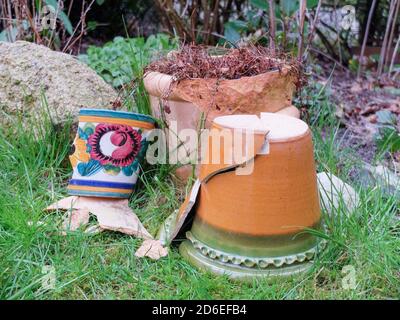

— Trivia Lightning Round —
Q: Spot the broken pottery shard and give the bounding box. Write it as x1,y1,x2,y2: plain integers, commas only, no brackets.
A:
46,196,80,211
62,208,90,232
89,206,152,239
46,196,152,240
317,172,360,216
157,121,270,246
157,179,201,246
199,123,268,182
156,210,179,246
135,239,168,260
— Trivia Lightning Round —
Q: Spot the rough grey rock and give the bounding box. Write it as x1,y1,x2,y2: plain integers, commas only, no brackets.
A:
317,172,360,216
358,163,400,198
0,41,117,124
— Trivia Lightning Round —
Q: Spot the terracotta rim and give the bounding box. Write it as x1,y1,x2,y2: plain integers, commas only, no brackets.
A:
143,64,293,99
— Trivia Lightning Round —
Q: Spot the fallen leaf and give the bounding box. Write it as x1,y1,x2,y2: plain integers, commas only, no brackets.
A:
388,104,400,114
135,239,168,260
376,109,397,125
369,114,378,123
350,82,362,93
360,105,379,116
335,103,345,119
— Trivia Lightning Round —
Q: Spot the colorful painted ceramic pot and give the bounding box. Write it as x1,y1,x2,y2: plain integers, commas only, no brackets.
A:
180,113,324,279
67,109,155,198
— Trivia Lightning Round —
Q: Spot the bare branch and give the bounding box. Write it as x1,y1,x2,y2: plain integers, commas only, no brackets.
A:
357,0,377,79
297,0,307,60
268,0,276,52
389,35,400,78
377,0,397,77
385,0,400,71
303,0,322,60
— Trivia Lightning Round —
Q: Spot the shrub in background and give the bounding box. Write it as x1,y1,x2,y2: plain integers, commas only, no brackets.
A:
79,34,177,88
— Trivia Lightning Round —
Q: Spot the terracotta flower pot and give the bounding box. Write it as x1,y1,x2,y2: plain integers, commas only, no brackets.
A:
179,113,324,279
67,109,155,198
143,68,300,180
144,68,299,126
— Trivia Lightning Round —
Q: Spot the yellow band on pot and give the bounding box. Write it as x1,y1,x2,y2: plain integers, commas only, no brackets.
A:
78,116,155,129
67,184,132,194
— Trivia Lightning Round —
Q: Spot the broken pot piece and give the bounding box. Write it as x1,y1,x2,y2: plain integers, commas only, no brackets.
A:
47,196,153,239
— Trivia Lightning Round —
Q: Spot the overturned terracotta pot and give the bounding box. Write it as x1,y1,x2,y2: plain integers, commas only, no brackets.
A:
179,113,324,279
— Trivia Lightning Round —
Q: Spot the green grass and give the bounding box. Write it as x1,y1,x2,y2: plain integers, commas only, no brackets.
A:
0,91,399,300
0,43,399,299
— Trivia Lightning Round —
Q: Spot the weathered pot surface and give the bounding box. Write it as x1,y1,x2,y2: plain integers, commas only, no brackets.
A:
179,113,324,279
144,67,298,124
67,108,155,198
144,68,300,181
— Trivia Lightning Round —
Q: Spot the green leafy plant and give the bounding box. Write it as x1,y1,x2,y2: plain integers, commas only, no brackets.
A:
80,34,177,88
80,34,177,115
44,0,73,35
374,110,400,154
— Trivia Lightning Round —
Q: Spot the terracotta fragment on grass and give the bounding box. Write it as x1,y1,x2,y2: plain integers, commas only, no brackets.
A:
46,196,152,239
135,240,168,260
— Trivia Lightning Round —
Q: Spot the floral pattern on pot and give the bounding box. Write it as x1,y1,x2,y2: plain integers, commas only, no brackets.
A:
69,136,91,168
88,124,142,167
70,123,146,177
67,109,155,199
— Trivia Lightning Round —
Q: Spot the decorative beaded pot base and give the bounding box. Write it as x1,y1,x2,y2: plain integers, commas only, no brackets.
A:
179,232,326,280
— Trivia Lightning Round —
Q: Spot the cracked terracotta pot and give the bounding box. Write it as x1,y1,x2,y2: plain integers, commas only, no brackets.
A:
67,109,155,198
179,113,324,279
143,68,299,125
143,68,300,181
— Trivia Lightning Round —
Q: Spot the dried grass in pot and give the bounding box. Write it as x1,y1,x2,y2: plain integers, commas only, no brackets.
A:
144,45,303,119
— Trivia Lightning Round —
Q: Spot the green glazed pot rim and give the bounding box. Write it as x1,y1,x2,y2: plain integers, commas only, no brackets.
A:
79,108,156,124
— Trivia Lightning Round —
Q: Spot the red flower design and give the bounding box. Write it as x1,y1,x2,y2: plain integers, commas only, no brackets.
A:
88,124,142,167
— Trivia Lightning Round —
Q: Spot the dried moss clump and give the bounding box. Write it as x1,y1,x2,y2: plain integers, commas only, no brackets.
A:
145,45,303,83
